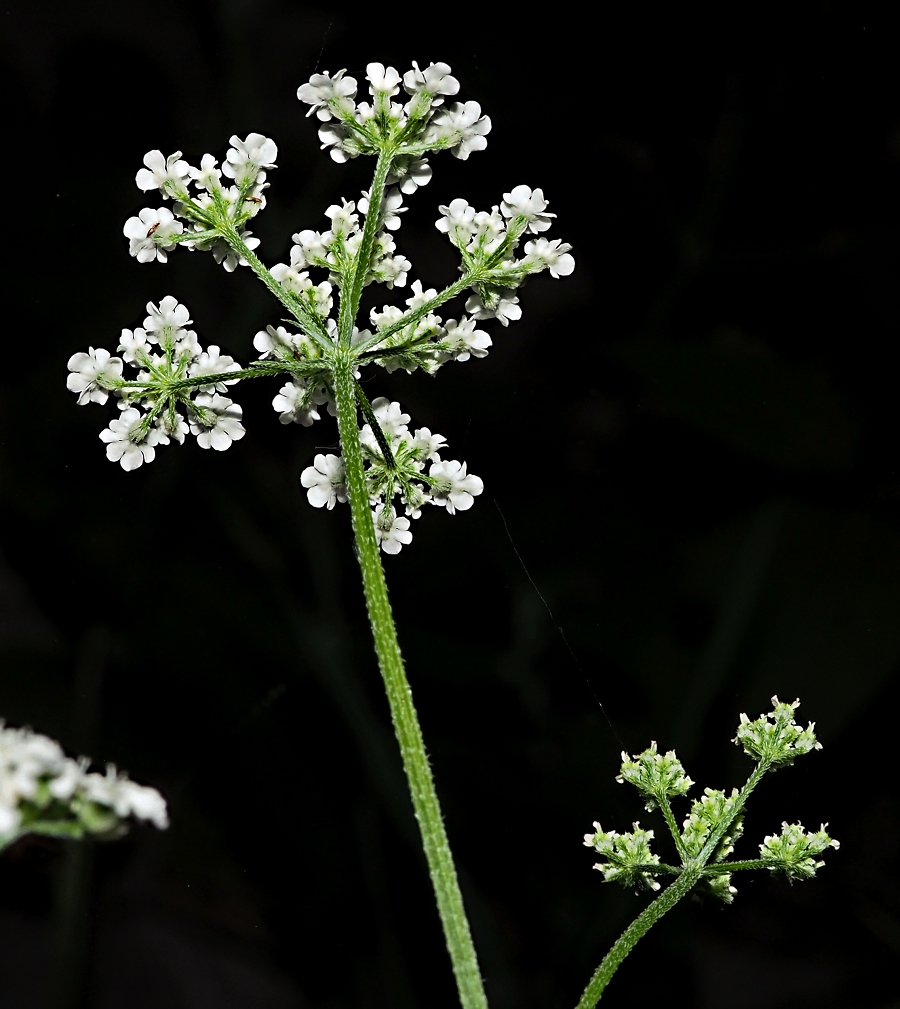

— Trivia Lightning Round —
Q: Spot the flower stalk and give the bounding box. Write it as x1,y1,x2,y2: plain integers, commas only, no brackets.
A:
331,354,488,1009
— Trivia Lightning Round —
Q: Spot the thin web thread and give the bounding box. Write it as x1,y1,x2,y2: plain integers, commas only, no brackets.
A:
312,21,334,74
494,499,621,745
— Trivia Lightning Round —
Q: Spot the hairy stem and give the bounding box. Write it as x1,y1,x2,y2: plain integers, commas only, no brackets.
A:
575,869,701,1008
331,354,488,1009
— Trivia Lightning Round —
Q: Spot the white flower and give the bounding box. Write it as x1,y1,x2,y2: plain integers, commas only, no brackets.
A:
123,207,183,263
143,295,191,344
272,380,323,427
371,304,405,329
523,237,575,278
406,279,438,311
190,394,245,451
359,187,405,231
292,229,330,264
500,185,556,234
210,230,260,272
444,318,492,361
66,347,123,405
135,150,191,196
373,504,413,555
324,198,359,239
297,70,358,120
99,408,160,471
371,398,411,439
468,207,506,256
189,346,241,393
222,133,278,184
411,427,446,461
117,328,152,364
465,290,522,326
425,101,491,159
429,459,484,514
253,324,301,360
366,62,402,96
387,156,432,194
189,153,222,193
48,758,86,801
301,453,348,509
82,765,169,829
402,62,460,104
318,122,358,162
436,199,477,246
370,254,411,289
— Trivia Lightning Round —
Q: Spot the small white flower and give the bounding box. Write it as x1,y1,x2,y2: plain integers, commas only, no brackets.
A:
143,295,191,344
189,346,241,393
387,156,432,194
272,380,323,427
292,229,330,264
436,199,477,246
411,427,446,461
501,185,556,234
444,318,492,361
429,459,484,514
359,187,405,231
99,408,160,471
402,61,460,104
523,237,575,278
371,398,411,439
297,70,358,120
425,101,491,159
406,279,438,311
253,324,301,360
324,198,359,239
190,394,245,451
465,290,522,326
222,133,278,184
67,347,123,405
373,504,413,555
189,153,222,193
135,150,191,196
123,207,183,263
318,122,358,162
301,453,348,509
366,62,402,97
117,328,152,364
209,230,260,272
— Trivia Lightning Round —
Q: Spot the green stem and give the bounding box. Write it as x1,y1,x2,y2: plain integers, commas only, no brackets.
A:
575,868,701,1008
339,148,394,345
225,229,334,351
331,354,488,1009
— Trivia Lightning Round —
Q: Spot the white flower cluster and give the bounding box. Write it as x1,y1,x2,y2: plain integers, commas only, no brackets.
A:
301,397,483,554
582,821,662,892
733,696,822,768
287,192,412,290
67,296,245,471
124,133,277,269
296,61,488,169
0,721,168,842
435,186,575,326
366,280,492,375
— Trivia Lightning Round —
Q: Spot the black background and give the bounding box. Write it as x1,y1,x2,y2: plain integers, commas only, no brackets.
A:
2,3,899,1007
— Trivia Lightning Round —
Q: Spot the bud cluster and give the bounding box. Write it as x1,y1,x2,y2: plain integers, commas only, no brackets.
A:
582,698,836,905
582,821,663,892
733,695,822,767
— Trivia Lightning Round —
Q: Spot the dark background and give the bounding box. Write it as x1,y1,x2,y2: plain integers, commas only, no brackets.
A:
1,2,898,1007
